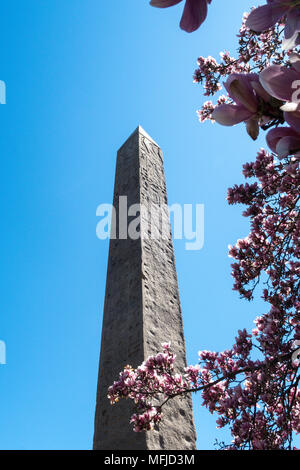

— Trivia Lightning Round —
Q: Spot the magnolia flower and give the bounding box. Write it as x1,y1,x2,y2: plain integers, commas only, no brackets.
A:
212,73,272,140
150,0,212,33
246,0,300,50
259,53,300,132
266,126,300,158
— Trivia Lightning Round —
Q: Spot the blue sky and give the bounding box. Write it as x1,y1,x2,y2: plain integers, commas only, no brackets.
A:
0,0,281,450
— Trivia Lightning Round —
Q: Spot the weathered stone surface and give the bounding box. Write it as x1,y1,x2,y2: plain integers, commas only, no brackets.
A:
93,126,197,450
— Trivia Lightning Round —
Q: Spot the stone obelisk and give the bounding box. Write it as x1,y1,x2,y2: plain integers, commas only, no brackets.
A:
93,126,196,450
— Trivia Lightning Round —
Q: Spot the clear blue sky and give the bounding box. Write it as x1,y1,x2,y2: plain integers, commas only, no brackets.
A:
0,0,278,450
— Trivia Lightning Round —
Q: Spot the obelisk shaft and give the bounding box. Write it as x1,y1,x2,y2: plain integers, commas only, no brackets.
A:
93,127,196,450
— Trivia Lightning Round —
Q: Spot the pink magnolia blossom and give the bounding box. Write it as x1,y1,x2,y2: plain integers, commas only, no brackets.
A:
194,13,286,121
246,0,300,49
266,126,300,158
211,73,273,140
259,53,300,132
150,0,212,32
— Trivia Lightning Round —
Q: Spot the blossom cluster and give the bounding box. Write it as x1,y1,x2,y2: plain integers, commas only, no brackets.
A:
195,12,286,124
108,337,300,449
228,149,299,307
108,343,191,432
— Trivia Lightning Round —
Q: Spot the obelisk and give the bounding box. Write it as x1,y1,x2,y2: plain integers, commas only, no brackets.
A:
93,126,196,450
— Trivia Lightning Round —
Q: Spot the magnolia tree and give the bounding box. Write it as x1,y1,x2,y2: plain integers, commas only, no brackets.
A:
108,1,300,450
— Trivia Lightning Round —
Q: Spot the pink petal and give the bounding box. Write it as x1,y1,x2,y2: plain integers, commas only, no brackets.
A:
259,65,299,101
212,104,253,126
289,52,300,73
285,9,300,40
225,74,259,113
150,0,182,7
284,110,300,133
282,31,300,50
180,0,208,33
251,80,272,102
246,4,288,32
246,117,259,140
276,135,300,158
266,127,300,153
